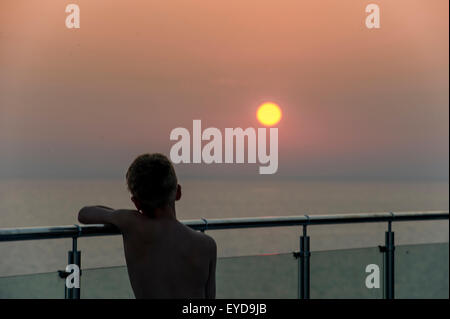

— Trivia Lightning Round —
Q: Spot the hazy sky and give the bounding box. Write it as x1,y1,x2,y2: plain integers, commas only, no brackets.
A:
0,0,448,179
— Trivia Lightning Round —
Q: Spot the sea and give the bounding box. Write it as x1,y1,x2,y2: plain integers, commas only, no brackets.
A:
0,178,448,277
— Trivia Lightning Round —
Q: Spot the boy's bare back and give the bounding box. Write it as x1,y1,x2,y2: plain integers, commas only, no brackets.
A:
120,212,216,299
79,207,217,299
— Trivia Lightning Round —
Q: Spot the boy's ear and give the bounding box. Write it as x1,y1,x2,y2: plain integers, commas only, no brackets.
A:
175,184,182,201
131,196,143,212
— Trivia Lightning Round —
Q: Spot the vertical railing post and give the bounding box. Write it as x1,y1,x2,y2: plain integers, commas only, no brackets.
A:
298,221,311,299
298,233,302,299
73,236,81,299
200,218,208,233
65,236,81,299
384,219,395,299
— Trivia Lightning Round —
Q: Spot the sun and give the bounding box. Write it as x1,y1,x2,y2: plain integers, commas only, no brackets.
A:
257,102,282,126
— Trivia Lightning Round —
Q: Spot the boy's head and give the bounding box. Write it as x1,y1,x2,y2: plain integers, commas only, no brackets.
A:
126,153,181,214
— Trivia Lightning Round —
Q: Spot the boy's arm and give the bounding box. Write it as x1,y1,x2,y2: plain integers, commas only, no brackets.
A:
78,206,140,232
205,237,217,299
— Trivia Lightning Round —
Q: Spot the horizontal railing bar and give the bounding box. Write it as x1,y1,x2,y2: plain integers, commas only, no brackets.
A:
0,211,448,242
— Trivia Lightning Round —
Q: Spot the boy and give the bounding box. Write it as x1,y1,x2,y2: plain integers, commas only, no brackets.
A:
78,153,217,299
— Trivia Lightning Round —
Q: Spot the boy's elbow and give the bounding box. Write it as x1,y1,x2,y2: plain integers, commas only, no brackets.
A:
78,206,90,224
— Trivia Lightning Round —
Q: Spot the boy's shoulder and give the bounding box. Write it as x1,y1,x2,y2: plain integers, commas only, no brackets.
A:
195,232,217,260
201,232,217,251
181,222,217,251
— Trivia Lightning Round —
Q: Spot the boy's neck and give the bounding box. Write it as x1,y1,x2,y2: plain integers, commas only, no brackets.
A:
143,205,177,220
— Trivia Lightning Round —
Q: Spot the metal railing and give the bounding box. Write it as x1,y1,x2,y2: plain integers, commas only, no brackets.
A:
0,210,448,299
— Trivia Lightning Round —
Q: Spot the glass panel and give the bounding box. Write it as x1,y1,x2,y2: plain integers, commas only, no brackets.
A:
310,247,384,299
0,253,299,299
81,266,134,299
216,253,297,298
0,239,72,277
82,253,299,299
395,243,449,299
0,271,65,298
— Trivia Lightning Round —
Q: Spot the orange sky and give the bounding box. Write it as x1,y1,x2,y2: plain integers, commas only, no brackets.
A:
0,0,448,179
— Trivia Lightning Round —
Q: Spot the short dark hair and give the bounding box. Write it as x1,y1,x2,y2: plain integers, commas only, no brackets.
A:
126,153,178,211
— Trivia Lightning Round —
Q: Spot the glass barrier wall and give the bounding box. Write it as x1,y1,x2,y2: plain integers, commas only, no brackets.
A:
395,243,449,299
0,243,447,299
310,247,384,299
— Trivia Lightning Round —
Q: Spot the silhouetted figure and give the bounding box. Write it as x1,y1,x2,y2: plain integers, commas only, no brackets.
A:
78,153,217,299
